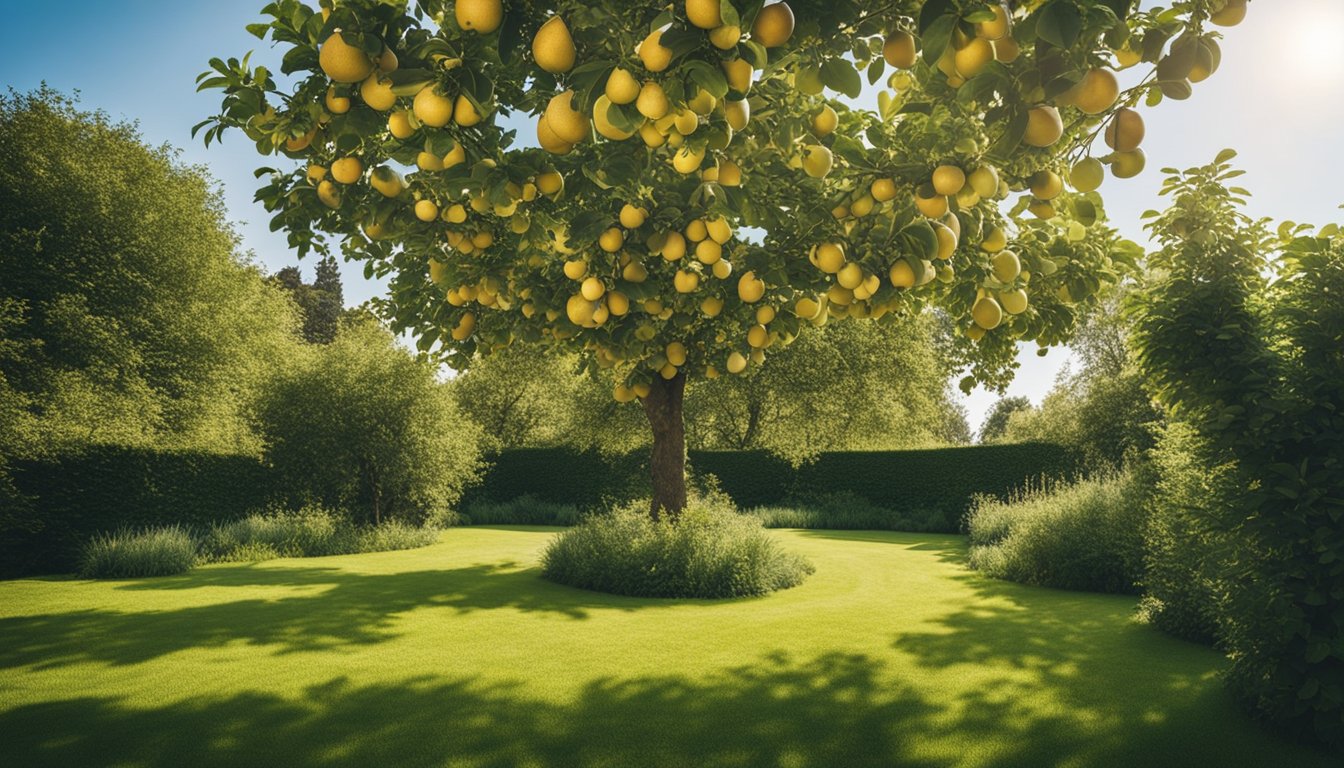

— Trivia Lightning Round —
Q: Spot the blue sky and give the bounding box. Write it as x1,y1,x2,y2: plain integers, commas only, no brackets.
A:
4,0,1342,431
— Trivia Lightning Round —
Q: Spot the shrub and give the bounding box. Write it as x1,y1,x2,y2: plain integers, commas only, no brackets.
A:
966,474,1147,594
541,501,814,598
745,492,946,532
79,525,198,579
202,506,441,563
462,495,583,526
1136,422,1233,644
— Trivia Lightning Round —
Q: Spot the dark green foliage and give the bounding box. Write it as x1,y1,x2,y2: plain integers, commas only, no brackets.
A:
541,503,813,598
79,525,198,579
270,256,345,344
462,495,583,526
467,444,1075,531
1137,422,1234,645
979,397,1032,443
0,88,298,457
255,321,483,527
201,506,438,562
966,474,1147,594
746,492,948,531
3,447,274,576
1130,154,1344,748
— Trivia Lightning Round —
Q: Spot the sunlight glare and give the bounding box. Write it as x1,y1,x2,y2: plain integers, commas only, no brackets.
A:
1279,4,1344,86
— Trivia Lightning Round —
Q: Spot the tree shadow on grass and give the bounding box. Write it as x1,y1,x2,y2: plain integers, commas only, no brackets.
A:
0,561,656,671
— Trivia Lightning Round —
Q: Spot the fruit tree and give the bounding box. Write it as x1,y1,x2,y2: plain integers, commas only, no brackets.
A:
199,0,1248,516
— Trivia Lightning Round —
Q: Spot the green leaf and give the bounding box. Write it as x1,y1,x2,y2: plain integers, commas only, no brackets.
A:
921,14,957,64
1036,1,1083,49
820,59,862,99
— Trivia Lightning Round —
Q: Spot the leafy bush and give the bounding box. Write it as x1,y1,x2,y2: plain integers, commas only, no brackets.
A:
966,474,1147,594
202,506,439,563
541,501,814,598
745,492,946,532
1136,423,1233,644
79,525,198,578
462,495,583,526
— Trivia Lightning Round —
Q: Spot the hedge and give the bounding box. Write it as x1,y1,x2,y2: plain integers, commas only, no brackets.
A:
3,447,273,577
467,443,1077,531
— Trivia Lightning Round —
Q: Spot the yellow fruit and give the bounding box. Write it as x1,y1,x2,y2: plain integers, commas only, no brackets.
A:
977,5,1011,40
745,324,767,348
884,31,917,68
727,351,748,374
864,177,895,203
914,189,949,219
968,166,1000,198
753,2,795,47
619,204,647,229
725,99,750,131
594,227,622,253
443,142,467,168
377,47,398,73
454,95,483,126
981,226,1007,253
606,68,640,105
636,81,670,120
325,86,351,114
444,204,468,223
795,296,822,319
317,180,341,208
331,157,363,184
993,36,1020,63
284,130,315,153
451,312,476,341
999,288,1028,315
738,271,765,303
540,92,586,146
685,219,708,242
836,262,863,290
623,260,649,282
702,296,725,317
802,144,833,178
370,166,404,197
1070,157,1105,192
388,110,415,139
1074,68,1119,115
1110,148,1146,179
992,250,1021,283
656,231,685,261
319,32,373,83
639,30,673,72
933,222,958,260
696,239,722,264
1024,106,1063,148
360,75,397,111
814,242,845,273
972,297,1003,330
1105,108,1145,152
417,151,445,171
717,160,742,187
413,87,454,128
472,230,494,249
710,25,741,50
414,199,439,222
306,164,327,185
712,260,732,279
686,0,721,29
723,58,754,94
533,16,576,74
812,105,838,136
932,165,966,196
456,0,503,32
706,218,732,244
593,95,636,141
674,269,701,293
674,108,700,135
954,38,994,78
563,260,588,281
673,144,706,175
537,171,564,196
889,260,916,289
580,276,605,301
608,291,630,316
1210,0,1246,27
1029,170,1064,200
566,294,596,325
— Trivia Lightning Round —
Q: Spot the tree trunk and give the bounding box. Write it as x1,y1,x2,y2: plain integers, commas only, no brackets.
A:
641,372,688,521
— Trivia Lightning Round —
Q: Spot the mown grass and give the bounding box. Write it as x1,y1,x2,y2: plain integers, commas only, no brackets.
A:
1,527,1333,767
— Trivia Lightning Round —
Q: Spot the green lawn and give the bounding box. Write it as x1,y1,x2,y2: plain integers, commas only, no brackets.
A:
0,527,1331,767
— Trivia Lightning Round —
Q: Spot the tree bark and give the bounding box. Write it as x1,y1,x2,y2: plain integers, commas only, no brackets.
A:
641,372,688,521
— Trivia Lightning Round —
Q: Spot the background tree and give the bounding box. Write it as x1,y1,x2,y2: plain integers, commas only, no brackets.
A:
978,395,1031,443
0,88,300,457
269,254,346,343
201,0,1229,515
256,319,483,525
